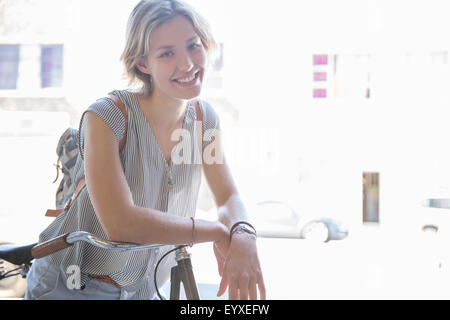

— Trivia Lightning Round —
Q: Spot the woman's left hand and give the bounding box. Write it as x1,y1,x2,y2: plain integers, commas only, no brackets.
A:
215,233,266,300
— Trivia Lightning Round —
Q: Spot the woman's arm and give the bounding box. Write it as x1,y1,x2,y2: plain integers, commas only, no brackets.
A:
83,112,228,246
202,132,266,300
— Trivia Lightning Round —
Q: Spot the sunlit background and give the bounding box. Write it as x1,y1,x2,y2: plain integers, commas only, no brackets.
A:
2,0,450,299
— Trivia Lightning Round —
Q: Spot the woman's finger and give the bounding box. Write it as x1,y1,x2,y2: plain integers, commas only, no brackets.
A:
257,275,266,300
249,277,258,300
213,244,225,276
228,277,239,300
238,274,250,300
217,275,228,297
217,262,229,297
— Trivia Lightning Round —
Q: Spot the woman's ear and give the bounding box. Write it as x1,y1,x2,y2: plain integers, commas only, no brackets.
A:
136,57,151,75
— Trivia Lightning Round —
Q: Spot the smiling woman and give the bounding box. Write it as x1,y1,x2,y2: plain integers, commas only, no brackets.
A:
24,0,265,301
134,16,207,101
121,0,216,97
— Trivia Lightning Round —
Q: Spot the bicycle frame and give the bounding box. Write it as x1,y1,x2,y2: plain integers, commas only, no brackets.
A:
1,232,200,300
31,231,163,258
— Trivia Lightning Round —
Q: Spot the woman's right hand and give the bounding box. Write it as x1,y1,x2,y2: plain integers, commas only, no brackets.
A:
212,222,230,277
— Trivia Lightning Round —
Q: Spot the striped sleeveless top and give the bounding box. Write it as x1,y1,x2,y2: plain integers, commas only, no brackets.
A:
37,89,220,299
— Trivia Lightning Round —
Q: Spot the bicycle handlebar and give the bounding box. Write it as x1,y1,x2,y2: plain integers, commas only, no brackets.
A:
31,231,164,259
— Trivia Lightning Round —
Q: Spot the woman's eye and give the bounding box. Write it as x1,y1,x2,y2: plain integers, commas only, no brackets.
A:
188,43,201,50
160,51,173,58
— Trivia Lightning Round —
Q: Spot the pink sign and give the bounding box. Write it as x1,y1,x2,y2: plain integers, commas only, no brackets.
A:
313,55,328,65
314,72,327,81
313,88,327,98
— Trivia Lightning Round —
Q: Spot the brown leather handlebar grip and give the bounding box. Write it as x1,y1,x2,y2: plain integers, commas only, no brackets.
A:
31,233,73,259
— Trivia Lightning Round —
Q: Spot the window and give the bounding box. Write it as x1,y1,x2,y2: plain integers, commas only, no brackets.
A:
313,88,327,98
312,54,328,99
0,44,63,91
0,45,20,89
41,45,63,88
313,54,328,65
313,53,371,100
312,54,333,99
313,72,327,82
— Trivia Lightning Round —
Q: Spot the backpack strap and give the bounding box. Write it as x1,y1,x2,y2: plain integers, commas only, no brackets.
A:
107,94,128,152
47,99,200,218
193,99,202,121
45,94,128,217
192,99,203,162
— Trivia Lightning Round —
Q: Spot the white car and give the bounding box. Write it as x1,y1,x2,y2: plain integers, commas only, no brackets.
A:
200,201,349,243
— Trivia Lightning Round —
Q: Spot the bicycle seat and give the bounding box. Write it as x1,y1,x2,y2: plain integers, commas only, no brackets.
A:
0,243,36,265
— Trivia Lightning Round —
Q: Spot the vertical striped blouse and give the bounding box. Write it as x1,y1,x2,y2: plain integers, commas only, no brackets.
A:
37,89,220,299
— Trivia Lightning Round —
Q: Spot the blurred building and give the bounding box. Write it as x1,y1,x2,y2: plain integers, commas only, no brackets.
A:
0,0,80,134
2,0,450,229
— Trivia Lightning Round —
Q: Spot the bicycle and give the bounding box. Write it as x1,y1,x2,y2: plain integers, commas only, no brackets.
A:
0,231,199,300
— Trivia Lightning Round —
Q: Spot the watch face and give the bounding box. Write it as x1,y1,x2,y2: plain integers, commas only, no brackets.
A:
235,225,256,236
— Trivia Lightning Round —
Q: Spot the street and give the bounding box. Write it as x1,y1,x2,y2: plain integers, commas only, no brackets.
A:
189,225,450,300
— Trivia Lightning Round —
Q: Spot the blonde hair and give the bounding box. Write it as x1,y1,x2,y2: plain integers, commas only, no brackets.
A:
120,0,217,95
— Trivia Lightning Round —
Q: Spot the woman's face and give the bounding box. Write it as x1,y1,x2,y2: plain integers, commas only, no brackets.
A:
137,15,207,101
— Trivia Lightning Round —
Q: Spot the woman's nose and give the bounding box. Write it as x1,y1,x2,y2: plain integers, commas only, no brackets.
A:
177,54,194,72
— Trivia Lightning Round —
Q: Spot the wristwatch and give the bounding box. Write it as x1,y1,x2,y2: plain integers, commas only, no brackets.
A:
231,223,257,239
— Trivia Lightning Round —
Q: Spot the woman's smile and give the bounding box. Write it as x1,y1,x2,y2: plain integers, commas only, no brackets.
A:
171,70,201,88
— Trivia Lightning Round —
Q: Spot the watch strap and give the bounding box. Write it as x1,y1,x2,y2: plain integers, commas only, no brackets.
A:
230,221,257,241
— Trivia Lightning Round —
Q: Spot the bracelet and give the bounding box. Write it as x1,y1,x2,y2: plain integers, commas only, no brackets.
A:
229,221,257,241
189,217,195,247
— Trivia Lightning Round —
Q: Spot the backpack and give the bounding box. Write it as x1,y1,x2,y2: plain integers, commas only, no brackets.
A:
53,127,79,209
45,95,203,218
45,94,127,217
